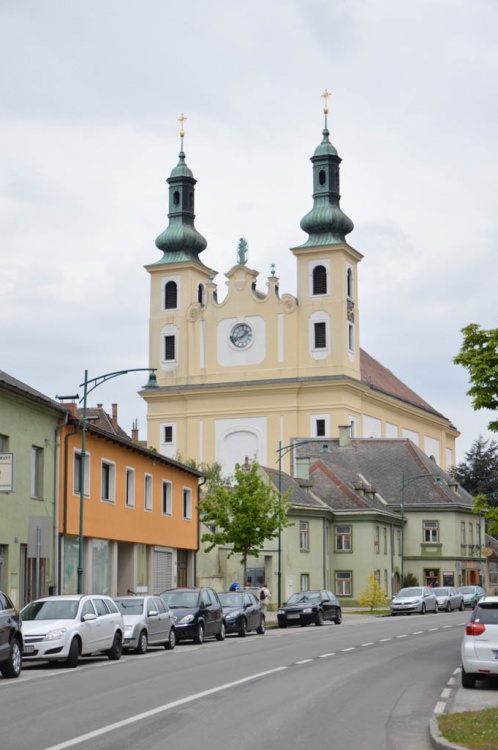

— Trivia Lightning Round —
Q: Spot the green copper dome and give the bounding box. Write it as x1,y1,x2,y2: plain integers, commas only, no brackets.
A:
299,127,354,246
153,148,207,264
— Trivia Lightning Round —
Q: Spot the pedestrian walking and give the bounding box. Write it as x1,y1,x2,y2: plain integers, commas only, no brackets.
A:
259,583,271,614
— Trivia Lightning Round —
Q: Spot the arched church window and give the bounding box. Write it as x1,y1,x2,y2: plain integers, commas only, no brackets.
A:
347,267,353,298
197,283,204,305
164,281,178,309
173,190,180,206
312,265,327,295
319,169,326,186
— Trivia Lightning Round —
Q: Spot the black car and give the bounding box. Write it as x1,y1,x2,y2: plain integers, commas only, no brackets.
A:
277,589,342,628
219,591,266,637
159,587,225,644
0,590,22,678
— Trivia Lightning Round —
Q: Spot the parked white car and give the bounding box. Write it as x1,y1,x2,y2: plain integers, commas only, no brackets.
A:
461,595,498,688
432,587,465,612
391,587,438,615
114,595,176,653
21,595,124,668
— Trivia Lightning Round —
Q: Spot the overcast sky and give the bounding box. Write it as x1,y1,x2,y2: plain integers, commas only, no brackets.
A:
1,0,496,464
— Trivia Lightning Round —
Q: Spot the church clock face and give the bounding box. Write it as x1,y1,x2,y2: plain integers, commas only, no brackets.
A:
230,323,253,348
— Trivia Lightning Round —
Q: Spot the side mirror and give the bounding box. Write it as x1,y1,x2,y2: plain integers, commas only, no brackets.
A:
148,610,158,617
82,613,97,622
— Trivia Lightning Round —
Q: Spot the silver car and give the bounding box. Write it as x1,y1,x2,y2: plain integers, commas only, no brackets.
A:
391,586,438,615
461,596,498,688
114,595,176,653
432,587,465,612
21,595,124,667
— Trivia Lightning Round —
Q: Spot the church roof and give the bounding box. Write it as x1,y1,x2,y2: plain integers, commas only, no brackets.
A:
360,349,445,419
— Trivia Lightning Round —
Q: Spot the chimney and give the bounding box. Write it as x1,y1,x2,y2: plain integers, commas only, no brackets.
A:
131,419,139,442
338,424,351,447
112,403,118,427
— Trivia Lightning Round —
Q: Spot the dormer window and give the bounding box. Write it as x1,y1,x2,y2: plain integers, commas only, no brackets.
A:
312,265,327,295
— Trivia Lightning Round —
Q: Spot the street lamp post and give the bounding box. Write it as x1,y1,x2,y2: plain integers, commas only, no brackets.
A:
276,439,330,607
400,472,442,589
65,368,158,594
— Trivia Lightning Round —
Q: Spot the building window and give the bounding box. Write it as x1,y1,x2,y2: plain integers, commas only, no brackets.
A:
125,468,135,508
31,446,43,499
347,267,354,298
335,526,352,551
197,283,205,305
101,460,116,502
469,523,473,546
461,522,466,544
335,571,352,596
313,322,327,349
164,280,178,309
164,425,173,443
164,335,176,361
374,526,380,552
348,323,354,352
74,450,90,496
383,527,387,554
299,521,309,551
316,419,326,437
423,521,439,543
300,573,310,591
183,488,192,520
162,481,172,516
397,529,401,555
144,474,153,512
312,265,327,295
0,434,9,451
383,569,388,594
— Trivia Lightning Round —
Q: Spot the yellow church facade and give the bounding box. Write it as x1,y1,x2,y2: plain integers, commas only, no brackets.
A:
142,113,458,476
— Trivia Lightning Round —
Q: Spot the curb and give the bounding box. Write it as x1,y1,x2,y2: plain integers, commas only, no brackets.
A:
429,714,467,750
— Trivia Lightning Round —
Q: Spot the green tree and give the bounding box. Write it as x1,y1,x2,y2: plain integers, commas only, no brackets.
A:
454,324,498,432
451,436,498,501
197,460,292,584
403,572,419,587
472,494,498,537
177,457,230,494
357,573,388,612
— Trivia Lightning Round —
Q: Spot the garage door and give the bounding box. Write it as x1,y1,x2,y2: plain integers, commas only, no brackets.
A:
153,548,173,593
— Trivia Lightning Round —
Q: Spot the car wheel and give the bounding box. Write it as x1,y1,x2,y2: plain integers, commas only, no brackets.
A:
238,618,247,637
165,627,176,650
459,600,465,611
107,632,123,661
65,637,81,668
462,668,477,689
193,622,205,644
0,638,22,678
256,616,266,635
446,602,451,613
136,630,148,655
215,621,226,641
421,603,426,614
433,603,439,614
315,610,324,626
334,609,342,625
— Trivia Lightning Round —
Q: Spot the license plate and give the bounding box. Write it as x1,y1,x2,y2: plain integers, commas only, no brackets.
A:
23,645,35,654
288,614,300,619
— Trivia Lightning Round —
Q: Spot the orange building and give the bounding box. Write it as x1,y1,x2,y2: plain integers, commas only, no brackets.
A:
58,405,202,595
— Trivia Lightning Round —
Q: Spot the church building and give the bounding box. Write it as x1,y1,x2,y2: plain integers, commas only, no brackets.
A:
141,102,459,476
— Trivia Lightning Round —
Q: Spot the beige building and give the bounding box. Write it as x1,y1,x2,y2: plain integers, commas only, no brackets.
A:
142,114,458,476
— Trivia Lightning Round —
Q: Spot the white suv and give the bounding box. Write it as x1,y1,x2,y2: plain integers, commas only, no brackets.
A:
461,595,498,688
21,595,124,668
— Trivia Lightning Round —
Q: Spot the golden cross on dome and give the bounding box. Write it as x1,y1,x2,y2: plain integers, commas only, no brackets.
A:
321,89,331,115
178,112,187,138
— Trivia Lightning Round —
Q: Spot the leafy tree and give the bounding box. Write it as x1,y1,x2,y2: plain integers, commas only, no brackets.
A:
472,494,498,537
451,436,498,501
197,460,292,584
357,573,388,612
454,324,498,432
177,457,230,494
403,572,419,587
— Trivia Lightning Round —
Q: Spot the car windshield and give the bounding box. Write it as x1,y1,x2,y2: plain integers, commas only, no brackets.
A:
219,593,244,607
115,598,144,614
397,588,423,597
21,600,79,621
287,592,320,604
474,603,498,624
433,588,449,596
161,591,199,608
459,587,475,594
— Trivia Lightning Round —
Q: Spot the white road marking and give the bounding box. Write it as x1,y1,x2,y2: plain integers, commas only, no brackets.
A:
341,647,355,652
396,634,408,638
41,666,288,750
428,628,439,631
379,638,392,642
441,688,451,698
434,701,446,715
361,642,374,647
319,653,335,658
412,631,423,635
295,659,313,664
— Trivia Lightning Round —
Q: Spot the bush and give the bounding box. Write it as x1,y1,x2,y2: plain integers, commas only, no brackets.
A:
357,573,388,612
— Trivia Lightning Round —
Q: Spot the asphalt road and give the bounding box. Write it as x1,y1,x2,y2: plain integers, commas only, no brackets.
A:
0,611,468,750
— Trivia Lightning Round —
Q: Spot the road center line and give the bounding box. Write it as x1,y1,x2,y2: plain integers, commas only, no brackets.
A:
379,638,392,642
296,659,313,664
361,642,374,647
342,647,355,652
319,653,335,658
41,666,288,750
396,634,408,638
